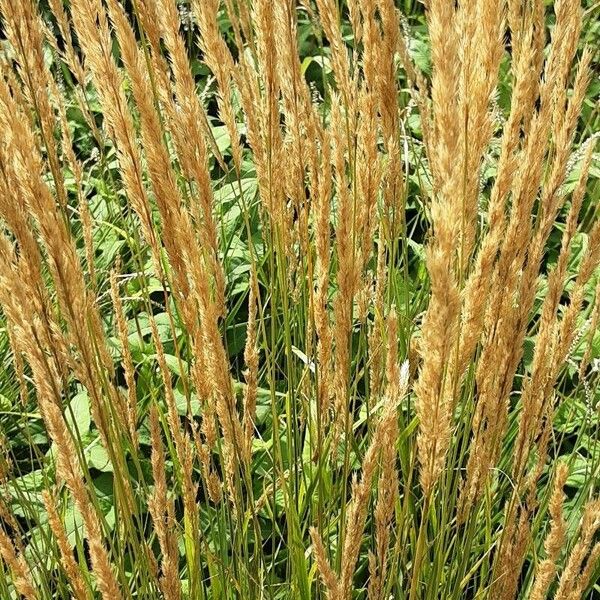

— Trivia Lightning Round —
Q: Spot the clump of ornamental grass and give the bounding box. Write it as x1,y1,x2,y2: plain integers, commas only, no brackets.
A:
0,0,598,599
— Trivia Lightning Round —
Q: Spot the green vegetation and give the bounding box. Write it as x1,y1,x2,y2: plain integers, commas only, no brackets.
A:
0,1,599,599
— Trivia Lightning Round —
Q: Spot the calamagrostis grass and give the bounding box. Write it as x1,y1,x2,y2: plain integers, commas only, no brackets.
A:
0,0,598,598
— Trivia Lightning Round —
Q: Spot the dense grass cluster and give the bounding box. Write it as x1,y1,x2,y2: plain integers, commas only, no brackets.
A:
0,0,599,598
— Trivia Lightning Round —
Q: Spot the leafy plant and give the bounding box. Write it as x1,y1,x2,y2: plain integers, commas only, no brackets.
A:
0,0,598,599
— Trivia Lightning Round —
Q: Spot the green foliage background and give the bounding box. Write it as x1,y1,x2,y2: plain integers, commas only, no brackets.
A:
0,1,599,598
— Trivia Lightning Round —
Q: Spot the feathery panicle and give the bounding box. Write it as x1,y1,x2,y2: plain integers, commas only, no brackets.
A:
310,527,341,600
68,0,161,271
530,463,569,600
0,527,37,600
193,0,242,172
242,271,259,462
369,311,408,600
555,500,600,599
42,490,92,600
148,405,182,600
314,0,353,106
